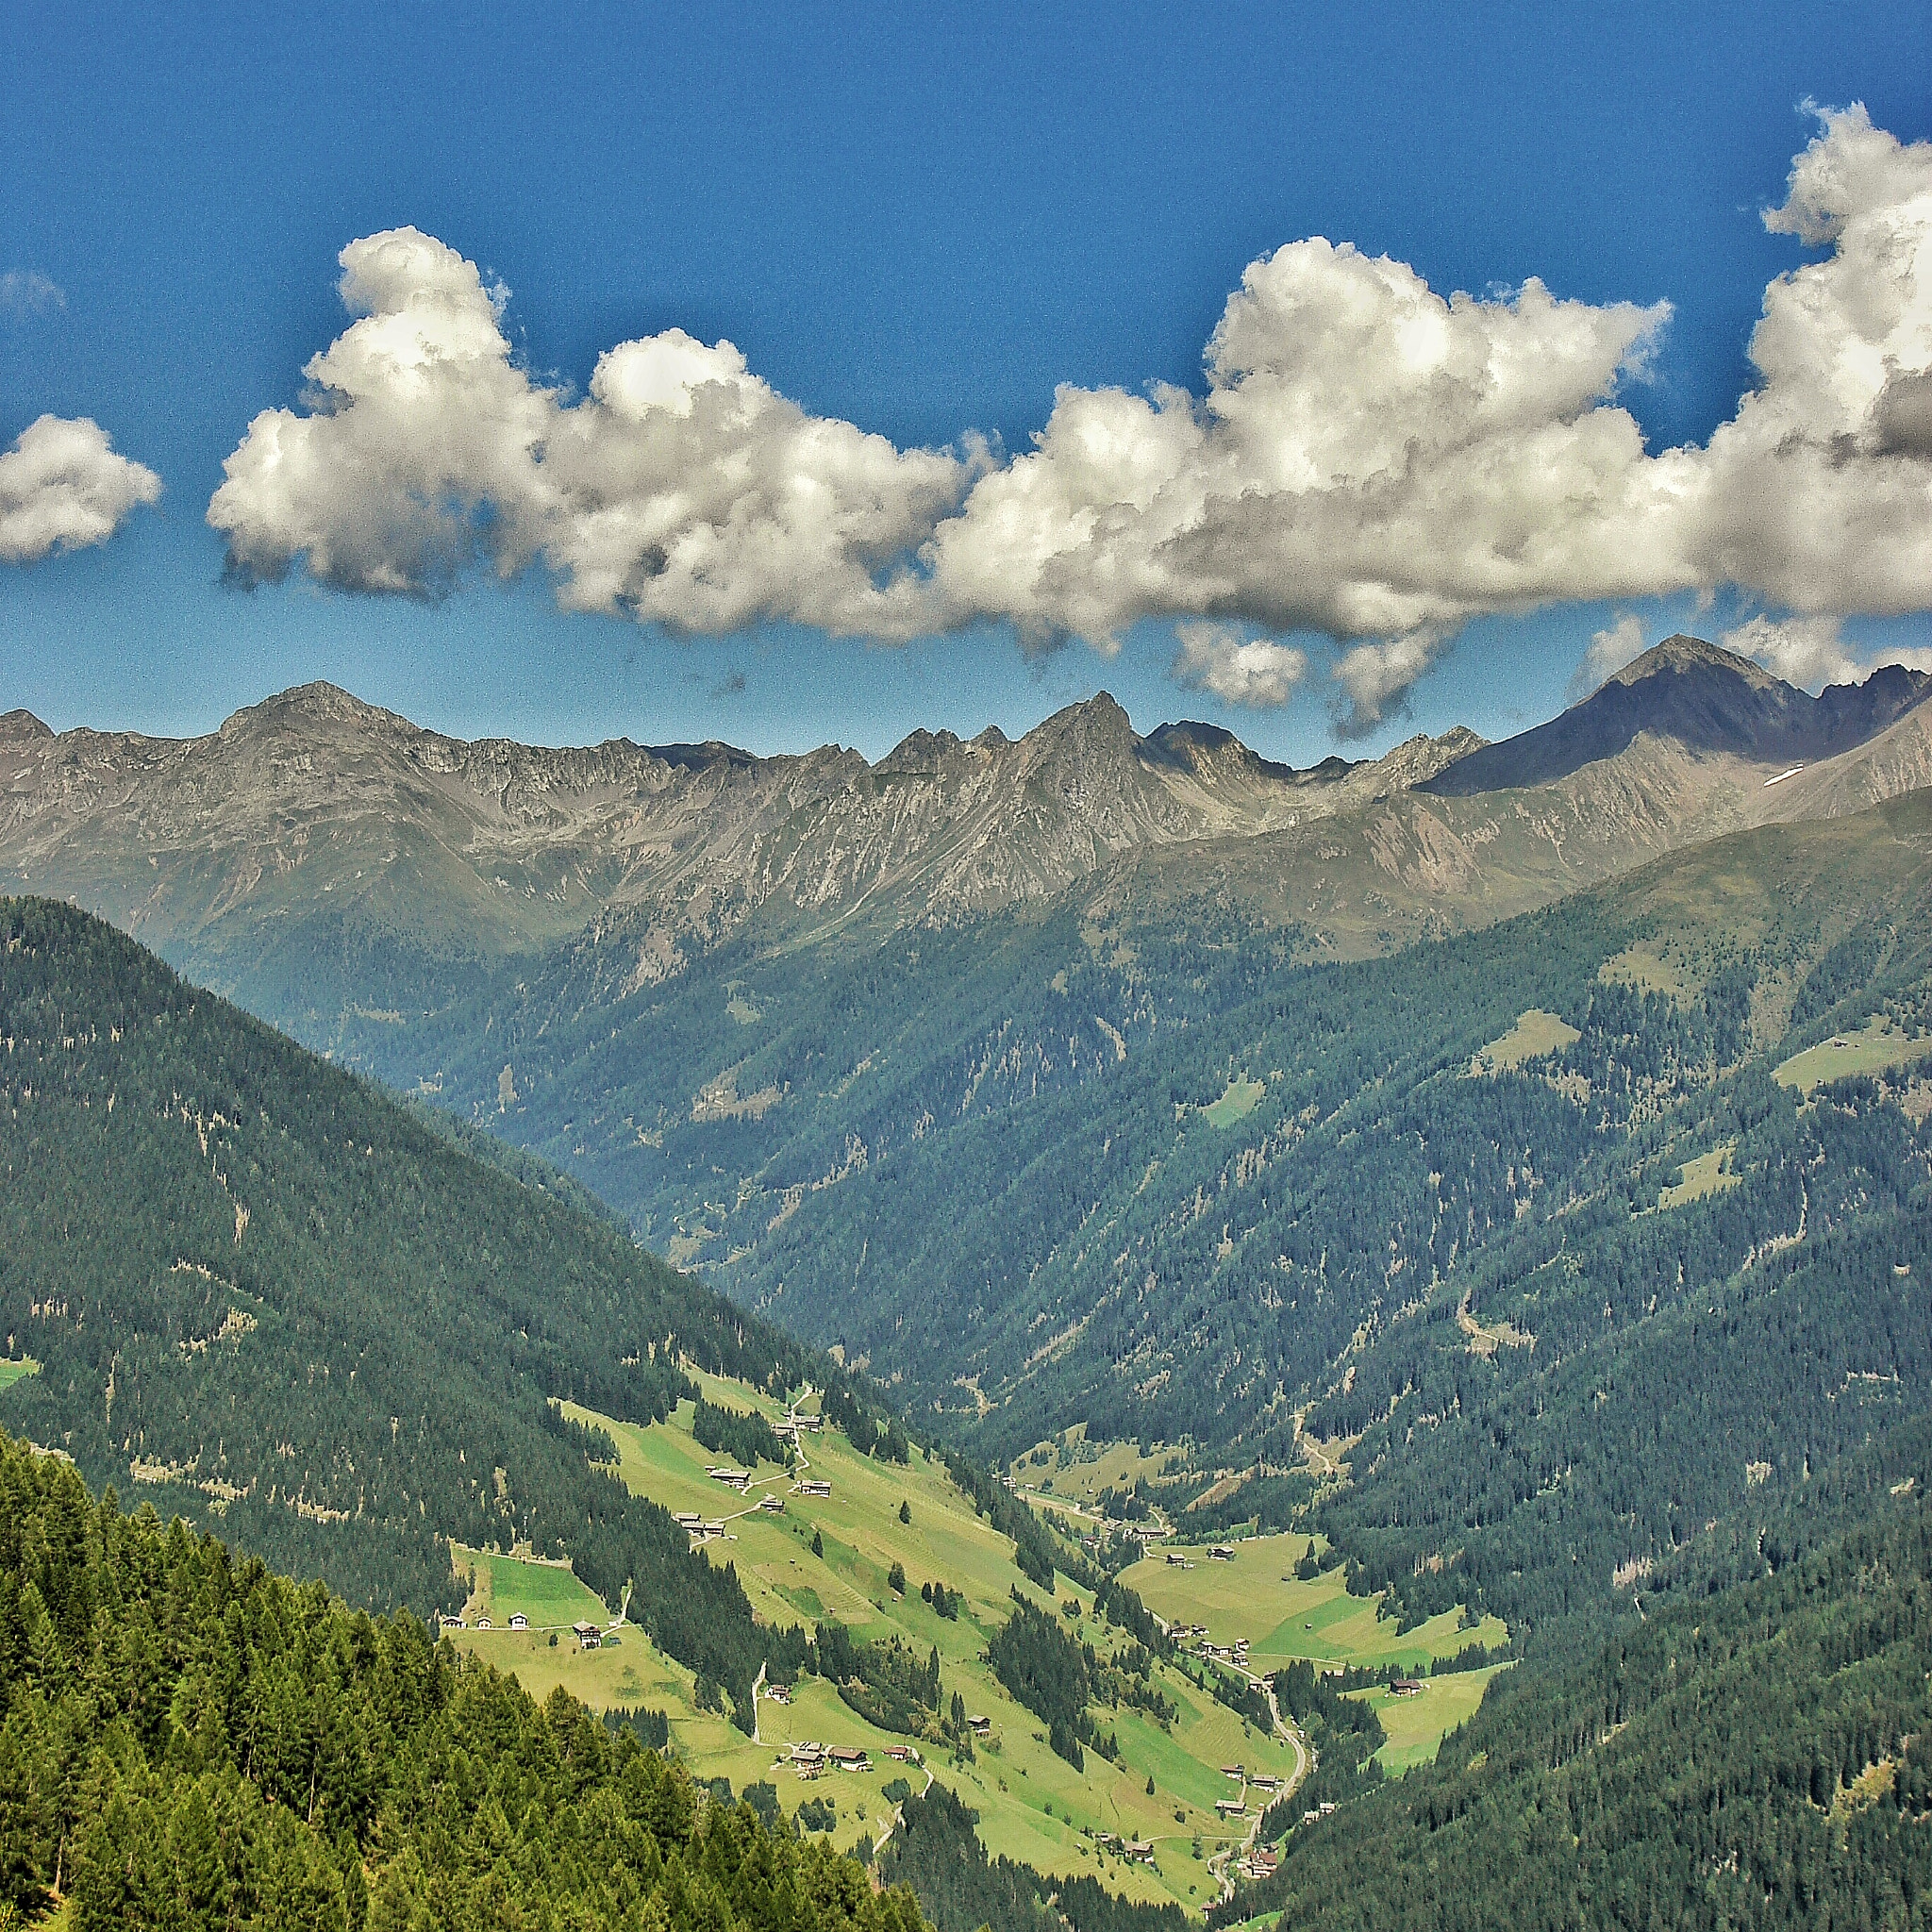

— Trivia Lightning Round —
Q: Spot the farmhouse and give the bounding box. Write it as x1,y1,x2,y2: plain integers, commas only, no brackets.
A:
1124,1841,1157,1863
1216,1798,1247,1818
1208,1545,1236,1561
1391,1677,1425,1697
1250,1774,1282,1791
966,1715,991,1737
707,1467,752,1491
475,1616,492,1629
1164,1552,1191,1568
508,1614,528,1632
759,1493,785,1511
1221,1764,1245,1778
798,1479,832,1498
884,1744,914,1762
829,1747,871,1773
572,1621,601,1651
674,1511,705,1529
764,1682,792,1705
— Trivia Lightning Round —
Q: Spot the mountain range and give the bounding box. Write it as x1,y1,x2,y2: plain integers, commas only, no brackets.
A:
8,639,1928,1033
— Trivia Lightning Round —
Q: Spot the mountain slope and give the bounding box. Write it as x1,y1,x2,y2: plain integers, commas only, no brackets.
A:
1421,635,1932,795
1214,1423,1932,1931
0,893,903,1715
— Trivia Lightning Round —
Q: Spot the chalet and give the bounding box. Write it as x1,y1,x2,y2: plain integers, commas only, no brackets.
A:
786,1412,824,1433
966,1715,991,1737
707,1467,752,1491
764,1682,792,1705
790,1741,824,1764
1208,1545,1236,1561
674,1511,705,1529
829,1747,871,1773
1163,1552,1191,1568
798,1479,832,1498
1250,1774,1282,1791
475,1616,493,1629
1216,1798,1247,1818
1221,1764,1245,1778
1391,1677,1425,1697
884,1744,914,1761
508,1614,529,1632
439,1615,467,1632
572,1621,602,1651
1124,1841,1157,1864
759,1494,786,1511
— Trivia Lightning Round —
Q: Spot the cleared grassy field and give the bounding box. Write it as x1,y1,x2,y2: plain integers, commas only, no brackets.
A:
1124,1534,1504,1668
1203,1076,1266,1128
1469,1008,1580,1074
1658,1141,1740,1209
1009,1427,1182,1508
1348,1665,1506,1771
0,1357,40,1391
1774,1020,1932,1093
455,1543,609,1626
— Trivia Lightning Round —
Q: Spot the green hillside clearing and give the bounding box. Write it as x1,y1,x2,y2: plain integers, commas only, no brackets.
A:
1774,1017,1932,1091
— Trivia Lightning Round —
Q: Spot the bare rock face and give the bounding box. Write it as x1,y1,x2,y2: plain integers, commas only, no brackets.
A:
0,683,1474,974
2,641,1926,1007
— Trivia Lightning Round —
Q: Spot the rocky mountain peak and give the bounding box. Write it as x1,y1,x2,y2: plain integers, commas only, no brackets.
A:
1609,634,1777,692
0,708,53,743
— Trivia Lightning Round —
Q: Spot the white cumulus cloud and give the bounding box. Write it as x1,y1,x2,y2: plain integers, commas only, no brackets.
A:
1720,613,1932,691
1172,621,1307,708
208,227,981,635
0,415,161,565
208,109,1932,734
1569,614,1651,701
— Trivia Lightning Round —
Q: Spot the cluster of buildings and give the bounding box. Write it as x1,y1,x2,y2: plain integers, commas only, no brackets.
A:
1236,1846,1278,1883
787,1742,873,1777
675,1509,729,1546
1093,1832,1158,1864
1197,1636,1250,1665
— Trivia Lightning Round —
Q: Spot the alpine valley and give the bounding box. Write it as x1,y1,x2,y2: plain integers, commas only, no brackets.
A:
7,636,1932,1930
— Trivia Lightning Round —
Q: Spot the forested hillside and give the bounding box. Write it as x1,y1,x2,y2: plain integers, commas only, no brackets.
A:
1212,1416,1932,1929
0,1427,925,1932
0,897,905,1723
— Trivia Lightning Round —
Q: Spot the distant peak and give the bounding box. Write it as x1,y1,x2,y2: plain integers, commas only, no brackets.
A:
0,708,53,742
1607,635,1777,692
219,681,406,740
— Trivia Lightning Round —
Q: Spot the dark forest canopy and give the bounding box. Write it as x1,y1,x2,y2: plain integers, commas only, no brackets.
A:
0,1427,928,1932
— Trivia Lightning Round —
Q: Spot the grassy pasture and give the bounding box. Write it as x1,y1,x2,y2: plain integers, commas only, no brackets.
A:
1658,1141,1741,1209
1203,1076,1267,1128
1347,1665,1507,1771
455,1543,608,1626
1124,1534,1506,1668
0,1357,40,1391
1774,1020,1932,1093
1469,1008,1579,1074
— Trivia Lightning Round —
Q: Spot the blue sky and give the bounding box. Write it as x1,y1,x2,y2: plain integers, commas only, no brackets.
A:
3,1,1929,761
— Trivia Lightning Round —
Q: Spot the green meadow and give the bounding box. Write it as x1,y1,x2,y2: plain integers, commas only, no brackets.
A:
1774,1018,1932,1093
450,1386,1509,1905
